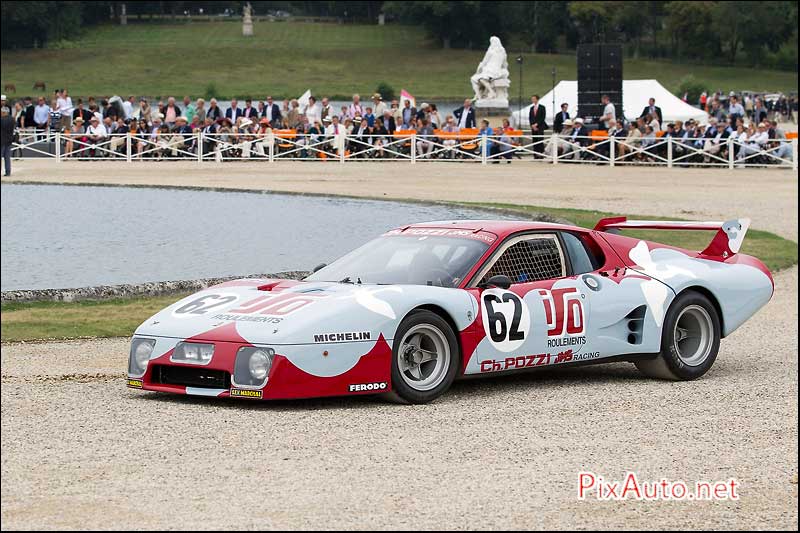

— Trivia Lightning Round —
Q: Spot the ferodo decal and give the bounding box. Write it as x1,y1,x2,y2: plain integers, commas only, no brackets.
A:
349,382,388,393
126,378,143,388
230,388,263,399
171,293,240,318
481,289,531,353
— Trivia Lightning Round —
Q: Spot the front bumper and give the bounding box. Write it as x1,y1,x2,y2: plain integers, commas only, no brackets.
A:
127,336,392,400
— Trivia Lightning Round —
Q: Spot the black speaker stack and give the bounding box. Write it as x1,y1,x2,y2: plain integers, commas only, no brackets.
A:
577,43,623,122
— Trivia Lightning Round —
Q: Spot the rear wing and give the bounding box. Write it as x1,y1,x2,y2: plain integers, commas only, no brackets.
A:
594,217,751,258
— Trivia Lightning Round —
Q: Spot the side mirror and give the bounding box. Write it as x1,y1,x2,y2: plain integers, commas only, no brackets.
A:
312,263,327,273
480,274,512,290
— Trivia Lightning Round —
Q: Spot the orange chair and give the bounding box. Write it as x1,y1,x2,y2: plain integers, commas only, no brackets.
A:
786,131,798,140
274,129,297,153
655,130,665,138
458,128,480,153
590,129,609,140
393,129,416,153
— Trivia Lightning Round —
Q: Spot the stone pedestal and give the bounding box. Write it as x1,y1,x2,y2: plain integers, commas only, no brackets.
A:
475,105,510,128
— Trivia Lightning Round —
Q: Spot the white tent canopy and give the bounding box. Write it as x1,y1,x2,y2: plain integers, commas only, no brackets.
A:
511,79,708,128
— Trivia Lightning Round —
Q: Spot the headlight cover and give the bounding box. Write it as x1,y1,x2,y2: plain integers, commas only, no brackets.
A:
129,337,156,376
233,347,275,388
170,342,215,365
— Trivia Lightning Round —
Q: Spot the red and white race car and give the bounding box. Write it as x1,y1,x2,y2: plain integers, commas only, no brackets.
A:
127,218,773,403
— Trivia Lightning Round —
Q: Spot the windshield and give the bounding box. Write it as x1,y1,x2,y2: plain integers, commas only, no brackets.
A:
305,235,490,287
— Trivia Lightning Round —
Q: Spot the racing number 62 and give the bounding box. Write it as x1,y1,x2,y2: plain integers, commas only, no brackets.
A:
483,292,525,343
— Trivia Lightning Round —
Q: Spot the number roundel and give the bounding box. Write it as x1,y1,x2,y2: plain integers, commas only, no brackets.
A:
480,289,531,352
171,293,240,318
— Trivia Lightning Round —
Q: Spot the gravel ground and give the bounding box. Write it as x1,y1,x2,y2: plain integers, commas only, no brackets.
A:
1,266,797,530
2,160,797,241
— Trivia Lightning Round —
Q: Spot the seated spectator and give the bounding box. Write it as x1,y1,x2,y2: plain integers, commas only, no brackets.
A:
416,118,435,159
380,110,396,135
363,107,375,128
496,118,516,161
194,98,206,123
64,116,87,157
85,115,108,157
135,118,150,157
214,117,233,162
110,116,129,155
439,115,459,155
618,119,642,160
169,116,192,156
207,98,222,122
737,122,768,162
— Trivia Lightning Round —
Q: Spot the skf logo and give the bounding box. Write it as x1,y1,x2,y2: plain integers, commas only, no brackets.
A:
126,379,143,388
230,388,263,399
348,382,388,393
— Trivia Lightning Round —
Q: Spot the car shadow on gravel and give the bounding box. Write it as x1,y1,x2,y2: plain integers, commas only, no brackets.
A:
132,360,688,411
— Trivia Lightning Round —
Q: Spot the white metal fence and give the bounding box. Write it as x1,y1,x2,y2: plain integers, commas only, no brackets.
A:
11,129,798,169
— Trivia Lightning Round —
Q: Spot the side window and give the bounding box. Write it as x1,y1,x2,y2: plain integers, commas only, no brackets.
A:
561,232,602,274
482,235,564,284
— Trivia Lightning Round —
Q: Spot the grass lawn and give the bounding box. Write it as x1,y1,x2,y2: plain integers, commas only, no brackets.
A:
1,21,796,100
1,201,795,343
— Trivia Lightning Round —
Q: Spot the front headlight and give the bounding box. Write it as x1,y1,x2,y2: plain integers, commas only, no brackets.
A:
171,342,214,365
129,337,156,376
233,347,275,388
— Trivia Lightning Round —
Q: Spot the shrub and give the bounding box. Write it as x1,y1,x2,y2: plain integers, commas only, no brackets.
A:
375,81,396,102
677,75,707,105
203,82,219,100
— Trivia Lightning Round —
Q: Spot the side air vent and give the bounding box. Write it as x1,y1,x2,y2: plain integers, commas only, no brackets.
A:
625,305,647,345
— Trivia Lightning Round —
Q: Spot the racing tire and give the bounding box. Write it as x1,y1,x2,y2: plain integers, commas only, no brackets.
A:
635,290,721,380
384,310,460,404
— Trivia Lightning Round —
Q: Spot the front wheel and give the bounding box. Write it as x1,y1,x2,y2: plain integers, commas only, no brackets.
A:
386,310,460,404
635,291,721,380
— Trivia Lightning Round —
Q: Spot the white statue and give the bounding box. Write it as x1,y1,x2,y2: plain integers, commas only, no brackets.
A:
470,36,510,108
242,2,253,36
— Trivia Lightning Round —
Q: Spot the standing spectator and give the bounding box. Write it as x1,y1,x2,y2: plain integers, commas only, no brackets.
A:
753,99,767,125
454,98,476,130
262,96,281,126
478,119,495,160
13,101,25,129
400,99,416,129
207,98,222,122
727,95,744,126
286,100,302,128
57,89,73,130
428,104,442,129
1,106,14,176
600,95,616,131
194,98,206,123
320,97,333,122
163,97,181,128
33,96,50,139
72,98,92,125
305,96,320,125
528,95,547,158
48,98,62,132
182,96,195,123
123,95,135,120
363,107,376,128
744,94,754,119
348,94,363,119
138,98,152,124
639,97,663,125
242,98,258,120
372,93,387,118
416,102,429,122
103,98,119,121
553,102,570,133
23,96,35,130
226,98,243,123
415,118,435,159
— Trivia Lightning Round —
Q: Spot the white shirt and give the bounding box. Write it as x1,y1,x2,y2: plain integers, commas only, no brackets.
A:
458,107,470,129
325,123,344,137
305,103,321,125
603,103,615,128
57,96,73,116
749,131,768,146
649,118,661,132
86,123,108,138
122,100,133,119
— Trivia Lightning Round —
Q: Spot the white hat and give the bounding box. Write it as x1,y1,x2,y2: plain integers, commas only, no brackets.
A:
420,102,429,109
574,117,584,124
240,118,253,128
0,94,6,100
563,119,574,126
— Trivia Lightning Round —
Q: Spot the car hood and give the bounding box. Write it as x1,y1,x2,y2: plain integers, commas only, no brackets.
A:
134,277,476,346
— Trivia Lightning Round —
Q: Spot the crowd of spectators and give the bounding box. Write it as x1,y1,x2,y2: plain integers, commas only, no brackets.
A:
1,88,796,164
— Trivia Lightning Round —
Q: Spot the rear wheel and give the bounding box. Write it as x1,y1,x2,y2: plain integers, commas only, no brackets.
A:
635,291,721,380
386,310,459,404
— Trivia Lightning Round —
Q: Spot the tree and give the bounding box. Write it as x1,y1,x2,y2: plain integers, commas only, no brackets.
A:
665,1,717,61
516,1,571,53
568,1,613,42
